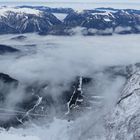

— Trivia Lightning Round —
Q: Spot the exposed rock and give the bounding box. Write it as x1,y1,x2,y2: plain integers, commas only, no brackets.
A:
106,70,140,140
11,35,27,41
0,44,19,54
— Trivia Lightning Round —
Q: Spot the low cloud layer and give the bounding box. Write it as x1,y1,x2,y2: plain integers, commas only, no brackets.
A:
0,33,140,139
0,34,140,81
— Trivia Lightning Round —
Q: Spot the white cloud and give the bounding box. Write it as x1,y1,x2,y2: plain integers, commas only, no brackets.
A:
0,33,140,140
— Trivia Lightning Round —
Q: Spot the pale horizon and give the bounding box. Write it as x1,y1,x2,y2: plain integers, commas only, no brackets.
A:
2,0,140,3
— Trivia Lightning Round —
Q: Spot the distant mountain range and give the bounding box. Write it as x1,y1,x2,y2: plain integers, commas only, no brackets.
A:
0,6,139,35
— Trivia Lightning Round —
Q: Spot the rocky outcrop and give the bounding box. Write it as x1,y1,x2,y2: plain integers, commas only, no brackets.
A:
0,44,19,54
106,69,140,140
0,7,61,34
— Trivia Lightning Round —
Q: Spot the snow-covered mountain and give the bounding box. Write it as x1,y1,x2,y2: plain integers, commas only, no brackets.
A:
0,7,61,34
0,5,140,140
0,6,140,35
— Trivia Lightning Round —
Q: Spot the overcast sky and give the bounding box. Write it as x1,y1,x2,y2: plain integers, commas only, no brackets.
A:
1,0,140,10
3,0,140,3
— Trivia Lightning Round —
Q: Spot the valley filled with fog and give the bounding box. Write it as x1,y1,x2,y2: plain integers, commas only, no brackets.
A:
0,33,140,140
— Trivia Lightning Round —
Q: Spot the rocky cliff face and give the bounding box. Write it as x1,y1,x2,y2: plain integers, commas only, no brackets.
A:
0,7,61,34
106,66,140,140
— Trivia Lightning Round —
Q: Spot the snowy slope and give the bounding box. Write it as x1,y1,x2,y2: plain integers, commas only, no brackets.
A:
106,70,140,140
0,6,61,34
0,7,41,16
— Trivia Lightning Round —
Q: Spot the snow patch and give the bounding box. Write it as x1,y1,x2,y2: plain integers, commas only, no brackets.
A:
53,13,68,21
0,7,41,17
104,17,111,22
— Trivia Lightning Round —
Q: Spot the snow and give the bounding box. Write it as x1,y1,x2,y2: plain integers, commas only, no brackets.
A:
91,12,108,16
103,18,111,22
96,9,117,13
91,12,114,18
77,76,82,91
25,96,42,115
53,13,68,21
66,89,76,114
106,70,140,140
0,7,41,17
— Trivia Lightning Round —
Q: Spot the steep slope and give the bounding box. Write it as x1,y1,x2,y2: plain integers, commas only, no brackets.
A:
0,7,61,34
106,68,140,140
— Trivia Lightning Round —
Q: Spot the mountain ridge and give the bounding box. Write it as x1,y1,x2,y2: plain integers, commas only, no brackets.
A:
0,6,139,35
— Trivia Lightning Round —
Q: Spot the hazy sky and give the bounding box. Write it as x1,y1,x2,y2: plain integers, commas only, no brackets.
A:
3,0,140,3
2,0,140,10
